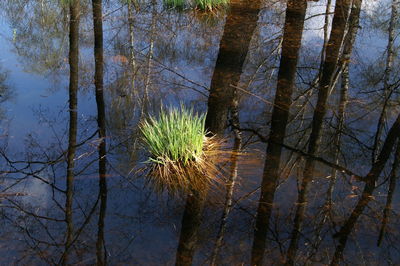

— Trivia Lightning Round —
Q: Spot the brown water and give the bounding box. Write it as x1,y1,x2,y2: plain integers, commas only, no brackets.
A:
0,0,399,265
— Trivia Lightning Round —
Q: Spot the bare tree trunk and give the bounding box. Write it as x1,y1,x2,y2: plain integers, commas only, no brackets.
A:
330,113,400,265
204,0,261,135
250,1,308,265
61,0,80,264
141,0,156,117
210,89,242,266
327,0,362,208
286,0,351,264
127,0,136,92
377,142,400,246
319,0,332,78
372,0,398,162
175,1,261,265
92,0,108,265
126,0,138,113
176,190,206,266
306,1,362,259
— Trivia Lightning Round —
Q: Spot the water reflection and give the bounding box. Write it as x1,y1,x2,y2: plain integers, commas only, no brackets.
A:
0,0,400,265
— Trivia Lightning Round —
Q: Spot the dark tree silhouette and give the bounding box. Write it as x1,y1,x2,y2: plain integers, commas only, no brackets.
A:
175,1,262,265
61,0,80,264
251,1,308,265
286,0,351,263
92,0,108,264
331,113,400,265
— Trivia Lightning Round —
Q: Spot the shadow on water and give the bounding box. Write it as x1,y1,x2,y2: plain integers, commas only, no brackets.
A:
0,0,400,265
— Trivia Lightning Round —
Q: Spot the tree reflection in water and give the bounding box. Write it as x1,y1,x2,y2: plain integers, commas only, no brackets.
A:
0,0,399,265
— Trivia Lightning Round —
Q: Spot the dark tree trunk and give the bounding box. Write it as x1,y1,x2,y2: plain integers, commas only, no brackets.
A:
330,113,400,265
250,1,308,265
92,0,108,265
285,0,351,264
62,0,80,264
377,142,400,246
176,191,206,266
175,1,261,265
204,0,261,135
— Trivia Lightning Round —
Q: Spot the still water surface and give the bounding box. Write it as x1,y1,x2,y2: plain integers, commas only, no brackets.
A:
0,0,399,265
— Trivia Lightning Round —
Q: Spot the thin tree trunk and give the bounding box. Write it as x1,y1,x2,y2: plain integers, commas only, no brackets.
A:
307,1,362,259
175,1,261,265
141,0,156,117
377,142,400,246
330,113,400,265
372,0,398,162
286,0,351,264
327,0,362,208
210,89,242,266
127,0,136,93
250,1,308,265
319,0,332,78
92,0,108,265
61,0,80,264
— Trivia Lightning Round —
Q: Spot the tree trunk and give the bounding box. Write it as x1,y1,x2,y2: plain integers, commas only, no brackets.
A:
204,0,261,135
92,0,108,265
377,142,400,246
210,88,242,266
372,0,398,162
127,0,136,93
286,0,351,264
330,113,400,265
327,0,362,209
250,1,308,265
61,0,80,264
175,1,261,265
308,1,362,259
141,0,156,117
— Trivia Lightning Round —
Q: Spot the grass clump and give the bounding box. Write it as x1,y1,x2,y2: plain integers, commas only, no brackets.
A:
163,0,229,11
141,105,206,165
163,0,186,10
140,104,222,194
195,0,229,11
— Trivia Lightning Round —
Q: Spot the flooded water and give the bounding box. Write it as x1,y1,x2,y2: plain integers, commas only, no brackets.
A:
0,0,399,265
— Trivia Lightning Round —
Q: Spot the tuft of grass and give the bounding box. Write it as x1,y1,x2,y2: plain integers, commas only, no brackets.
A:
163,0,229,11
140,105,206,165
139,104,223,194
194,0,229,11
163,0,186,10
